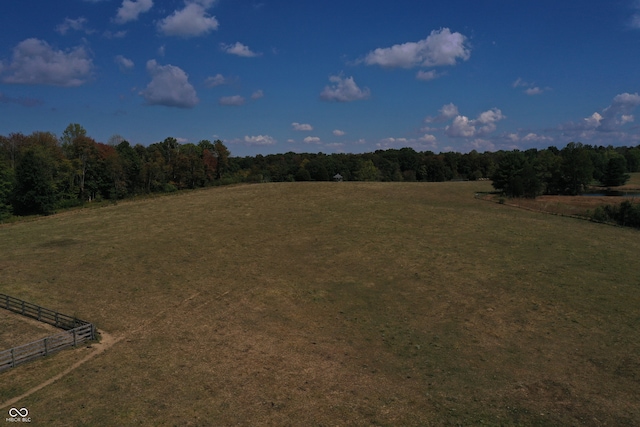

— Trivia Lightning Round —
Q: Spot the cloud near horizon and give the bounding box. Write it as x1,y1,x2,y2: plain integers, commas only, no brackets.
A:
292,122,313,131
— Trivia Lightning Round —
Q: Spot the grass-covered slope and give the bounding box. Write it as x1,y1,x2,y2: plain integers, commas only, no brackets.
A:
1,181,639,426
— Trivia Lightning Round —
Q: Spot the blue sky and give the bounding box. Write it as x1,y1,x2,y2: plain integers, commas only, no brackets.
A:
1,0,640,156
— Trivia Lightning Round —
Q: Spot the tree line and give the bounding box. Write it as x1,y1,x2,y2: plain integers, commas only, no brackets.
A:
490,142,638,198
1,123,639,220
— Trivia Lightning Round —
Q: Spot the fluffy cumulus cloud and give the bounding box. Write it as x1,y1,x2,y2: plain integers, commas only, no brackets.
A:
56,17,93,35
243,135,276,146
140,60,198,108
598,92,640,131
251,90,264,100
559,93,640,136
292,122,313,131
115,55,134,71
115,0,153,24
333,129,346,136
204,73,227,87
158,0,219,37
221,42,260,57
1,38,93,87
303,136,321,144
444,107,506,138
425,102,459,123
219,95,245,106
320,75,370,102
363,28,470,69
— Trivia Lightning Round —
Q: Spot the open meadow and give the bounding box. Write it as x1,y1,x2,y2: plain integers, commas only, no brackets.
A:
1,181,639,426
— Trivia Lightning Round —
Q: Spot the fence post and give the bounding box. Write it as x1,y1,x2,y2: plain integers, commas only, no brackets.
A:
21,300,25,315
55,312,59,328
38,306,42,321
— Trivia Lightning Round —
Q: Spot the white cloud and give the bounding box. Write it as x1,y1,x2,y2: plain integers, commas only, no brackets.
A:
1,38,93,87
599,92,640,131
204,73,228,87
251,90,264,100
158,1,219,37
140,59,198,108
115,0,153,24
219,95,245,106
445,108,505,138
425,102,459,123
521,133,553,143
292,122,313,131
446,116,476,138
320,75,370,102
376,134,438,151
512,77,528,88
363,28,470,69
115,55,134,71
416,70,442,81
56,17,93,35
303,136,321,144
513,77,550,95
244,135,276,146
559,93,640,138
221,42,260,57
333,129,346,136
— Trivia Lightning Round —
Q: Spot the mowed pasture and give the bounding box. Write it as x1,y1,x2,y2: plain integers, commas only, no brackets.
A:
1,181,639,426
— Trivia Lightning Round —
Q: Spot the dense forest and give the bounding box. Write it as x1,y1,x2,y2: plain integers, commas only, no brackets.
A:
1,123,639,220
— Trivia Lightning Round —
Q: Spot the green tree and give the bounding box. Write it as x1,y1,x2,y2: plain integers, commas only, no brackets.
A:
355,159,381,181
0,160,14,220
212,140,230,179
560,142,593,195
13,147,57,215
60,123,87,157
602,156,630,187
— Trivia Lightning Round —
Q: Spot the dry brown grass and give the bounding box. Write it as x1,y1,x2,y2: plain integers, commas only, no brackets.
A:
1,181,639,426
0,310,60,349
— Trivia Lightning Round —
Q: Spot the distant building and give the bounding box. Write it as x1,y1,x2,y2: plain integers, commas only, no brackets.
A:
333,173,343,182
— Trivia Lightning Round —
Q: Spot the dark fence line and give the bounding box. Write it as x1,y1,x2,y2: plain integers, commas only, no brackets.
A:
0,293,96,372
0,323,94,372
0,293,89,330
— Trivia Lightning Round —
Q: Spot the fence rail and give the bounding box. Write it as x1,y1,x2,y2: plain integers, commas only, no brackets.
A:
0,293,96,372
0,293,88,330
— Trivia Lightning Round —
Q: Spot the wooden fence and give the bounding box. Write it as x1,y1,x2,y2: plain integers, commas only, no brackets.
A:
0,293,96,372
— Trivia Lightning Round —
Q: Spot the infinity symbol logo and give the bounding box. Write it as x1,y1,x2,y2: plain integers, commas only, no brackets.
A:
8,407,28,417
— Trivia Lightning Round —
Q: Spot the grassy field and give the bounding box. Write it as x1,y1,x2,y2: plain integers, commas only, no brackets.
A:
0,181,639,426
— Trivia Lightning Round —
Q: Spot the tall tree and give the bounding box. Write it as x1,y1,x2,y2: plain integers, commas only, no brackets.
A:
12,146,57,215
602,156,630,187
560,142,594,195
212,140,230,179
0,159,14,220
